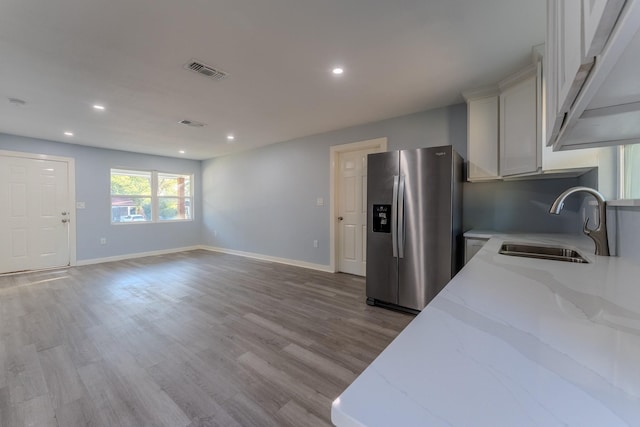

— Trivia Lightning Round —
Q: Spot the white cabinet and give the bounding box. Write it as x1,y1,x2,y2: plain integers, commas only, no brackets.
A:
555,0,594,117
465,53,607,182
464,90,500,181
499,65,540,176
546,0,633,150
545,2,561,145
464,237,489,264
583,0,619,57
545,0,601,146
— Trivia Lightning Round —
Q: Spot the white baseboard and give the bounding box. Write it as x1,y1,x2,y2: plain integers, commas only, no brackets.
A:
199,245,334,273
75,245,202,266
76,245,335,273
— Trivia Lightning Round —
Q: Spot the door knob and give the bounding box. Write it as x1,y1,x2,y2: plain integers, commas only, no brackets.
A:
338,216,344,221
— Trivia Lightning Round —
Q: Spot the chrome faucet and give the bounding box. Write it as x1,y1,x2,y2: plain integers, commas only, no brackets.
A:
549,186,610,256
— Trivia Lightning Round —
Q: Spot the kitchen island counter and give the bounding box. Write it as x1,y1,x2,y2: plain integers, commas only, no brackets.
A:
331,233,640,426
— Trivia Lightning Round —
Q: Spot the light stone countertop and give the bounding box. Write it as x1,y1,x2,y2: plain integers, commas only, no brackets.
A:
331,232,640,427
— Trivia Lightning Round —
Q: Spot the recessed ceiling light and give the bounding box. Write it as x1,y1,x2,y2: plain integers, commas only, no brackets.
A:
64,131,74,136
226,134,235,141
179,150,185,154
93,104,105,110
332,67,344,75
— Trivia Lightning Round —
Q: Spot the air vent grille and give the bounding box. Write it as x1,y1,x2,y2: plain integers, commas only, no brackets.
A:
178,119,206,128
184,60,228,80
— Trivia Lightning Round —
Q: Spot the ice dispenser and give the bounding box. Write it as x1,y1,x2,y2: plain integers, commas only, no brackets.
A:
372,204,391,233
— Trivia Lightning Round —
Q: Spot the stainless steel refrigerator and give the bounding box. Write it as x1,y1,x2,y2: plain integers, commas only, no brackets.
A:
366,145,463,313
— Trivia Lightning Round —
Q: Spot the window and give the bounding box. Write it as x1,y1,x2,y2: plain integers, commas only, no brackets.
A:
620,145,640,199
157,172,192,221
111,169,193,223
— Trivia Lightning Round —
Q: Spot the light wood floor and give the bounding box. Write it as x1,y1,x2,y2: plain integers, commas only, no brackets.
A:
0,250,412,426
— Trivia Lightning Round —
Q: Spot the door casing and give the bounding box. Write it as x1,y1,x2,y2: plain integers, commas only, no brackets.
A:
329,138,387,273
0,150,76,274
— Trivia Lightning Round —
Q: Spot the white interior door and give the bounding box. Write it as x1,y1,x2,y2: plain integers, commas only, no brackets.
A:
337,147,378,276
0,155,71,274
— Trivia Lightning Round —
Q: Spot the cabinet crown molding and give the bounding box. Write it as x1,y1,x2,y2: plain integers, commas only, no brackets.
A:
498,63,538,91
462,85,499,101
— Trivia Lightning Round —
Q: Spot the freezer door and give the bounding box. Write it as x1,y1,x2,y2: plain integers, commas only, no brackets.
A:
398,146,454,311
365,151,399,305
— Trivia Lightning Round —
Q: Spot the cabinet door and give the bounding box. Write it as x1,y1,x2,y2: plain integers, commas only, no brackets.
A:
582,0,625,59
467,96,499,180
556,0,594,114
464,238,488,264
545,0,562,145
500,75,538,176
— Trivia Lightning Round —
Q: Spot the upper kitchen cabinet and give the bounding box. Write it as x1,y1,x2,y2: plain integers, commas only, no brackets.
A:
547,0,640,150
583,0,625,58
499,64,540,176
465,47,607,182
464,88,500,181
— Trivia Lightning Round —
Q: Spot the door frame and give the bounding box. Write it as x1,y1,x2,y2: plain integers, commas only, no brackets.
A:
0,149,77,269
329,138,387,273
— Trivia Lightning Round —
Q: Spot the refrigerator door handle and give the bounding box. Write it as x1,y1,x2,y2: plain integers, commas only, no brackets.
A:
397,175,406,258
392,175,399,258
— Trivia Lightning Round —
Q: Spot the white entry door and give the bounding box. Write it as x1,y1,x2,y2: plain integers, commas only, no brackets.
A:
0,155,71,274
337,147,379,276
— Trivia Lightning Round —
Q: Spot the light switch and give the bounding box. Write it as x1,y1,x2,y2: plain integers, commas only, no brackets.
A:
316,197,324,206
76,201,86,209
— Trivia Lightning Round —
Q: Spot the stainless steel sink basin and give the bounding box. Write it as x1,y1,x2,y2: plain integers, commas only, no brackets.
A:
499,243,589,264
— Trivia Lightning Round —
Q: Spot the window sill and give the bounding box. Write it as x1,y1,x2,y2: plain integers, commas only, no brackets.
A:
111,219,194,225
608,199,640,207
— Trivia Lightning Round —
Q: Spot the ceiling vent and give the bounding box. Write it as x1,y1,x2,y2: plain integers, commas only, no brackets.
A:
178,119,206,128
8,97,27,107
184,60,228,81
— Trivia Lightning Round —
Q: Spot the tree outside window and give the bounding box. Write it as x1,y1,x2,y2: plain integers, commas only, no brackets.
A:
110,169,193,223
158,173,192,220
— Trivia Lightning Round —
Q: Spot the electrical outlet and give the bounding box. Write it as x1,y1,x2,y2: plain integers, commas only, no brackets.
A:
313,240,319,248
100,237,107,245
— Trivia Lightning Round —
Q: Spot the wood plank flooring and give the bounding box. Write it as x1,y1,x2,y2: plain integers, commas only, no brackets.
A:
0,250,412,426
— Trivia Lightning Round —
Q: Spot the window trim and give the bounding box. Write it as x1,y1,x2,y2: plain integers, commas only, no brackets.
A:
610,146,640,206
110,168,194,224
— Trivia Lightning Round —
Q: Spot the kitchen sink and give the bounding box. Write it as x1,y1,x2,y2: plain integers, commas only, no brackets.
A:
499,243,589,264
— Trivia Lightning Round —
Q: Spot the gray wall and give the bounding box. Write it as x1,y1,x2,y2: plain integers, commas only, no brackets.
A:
203,104,585,266
463,178,582,233
0,133,202,261
202,105,470,265
6,105,636,267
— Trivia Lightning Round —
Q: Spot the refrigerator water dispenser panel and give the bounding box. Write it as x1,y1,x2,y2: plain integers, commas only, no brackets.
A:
372,204,392,233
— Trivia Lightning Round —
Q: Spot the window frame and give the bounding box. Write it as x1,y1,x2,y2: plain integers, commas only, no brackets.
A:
619,146,637,199
110,168,194,224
